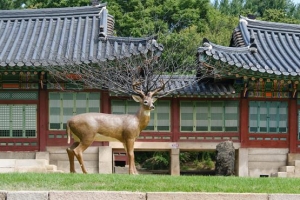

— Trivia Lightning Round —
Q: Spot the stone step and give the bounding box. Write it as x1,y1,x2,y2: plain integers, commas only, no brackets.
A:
279,166,294,173
271,172,287,177
46,165,57,172
0,159,60,173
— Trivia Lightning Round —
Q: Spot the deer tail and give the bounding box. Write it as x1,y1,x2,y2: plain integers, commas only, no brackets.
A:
67,122,71,144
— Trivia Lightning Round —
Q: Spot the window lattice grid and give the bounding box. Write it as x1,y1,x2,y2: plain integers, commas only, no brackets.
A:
156,101,170,131
180,101,194,131
111,100,126,114
195,102,209,131
49,93,61,129
24,105,37,137
249,101,287,133
0,105,10,137
0,104,37,138
62,93,74,129
12,105,23,137
0,92,38,100
76,93,88,114
49,92,100,130
210,102,224,131
224,101,239,131
180,101,239,132
88,93,100,112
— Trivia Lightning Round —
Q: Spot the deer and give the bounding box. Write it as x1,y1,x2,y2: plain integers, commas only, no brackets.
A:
66,80,165,174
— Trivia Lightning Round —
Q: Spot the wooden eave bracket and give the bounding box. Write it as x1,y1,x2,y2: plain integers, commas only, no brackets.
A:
293,81,298,98
243,83,248,97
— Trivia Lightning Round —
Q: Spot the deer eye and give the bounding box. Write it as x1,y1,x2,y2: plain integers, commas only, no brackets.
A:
143,100,148,104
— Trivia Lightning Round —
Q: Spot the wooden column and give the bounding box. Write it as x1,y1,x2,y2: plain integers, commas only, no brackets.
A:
240,98,249,147
289,99,297,153
101,90,110,114
171,97,180,142
38,90,47,151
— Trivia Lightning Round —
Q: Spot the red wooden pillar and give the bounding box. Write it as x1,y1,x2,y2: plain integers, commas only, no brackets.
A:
171,97,180,142
101,90,110,114
39,90,48,151
289,99,297,153
240,98,249,147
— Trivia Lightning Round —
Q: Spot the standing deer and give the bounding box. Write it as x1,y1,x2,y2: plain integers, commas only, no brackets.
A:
66,81,164,174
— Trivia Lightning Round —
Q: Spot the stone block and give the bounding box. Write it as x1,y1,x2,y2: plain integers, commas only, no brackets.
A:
170,148,180,176
248,148,288,155
275,172,287,177
114,166,129,174
0,152,35,159
288,153,300,164
288,161,296,166
248,161,285,169
15,166,47,173
294,160,300,167
15,159,48,167
35,152,49,160
46,165,57,171
0,168,15,173
7,191,48,200
0,191,6,200
269,194,300,200
238,148,249,177
0,159,16,168
49,191,146,200
279,166,294,173
98,146,112,174
249,155,286,162
147,192,268,200
249,168,278,177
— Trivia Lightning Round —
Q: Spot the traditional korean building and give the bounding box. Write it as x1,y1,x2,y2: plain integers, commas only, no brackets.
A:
198,15,300,177
1,3,299,177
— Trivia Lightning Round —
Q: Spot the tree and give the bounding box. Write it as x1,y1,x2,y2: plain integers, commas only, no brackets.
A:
0,0,24,9
43,35,214,98
23,0,90,8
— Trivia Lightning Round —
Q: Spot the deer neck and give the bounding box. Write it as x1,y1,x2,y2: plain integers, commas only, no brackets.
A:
136,106,151,130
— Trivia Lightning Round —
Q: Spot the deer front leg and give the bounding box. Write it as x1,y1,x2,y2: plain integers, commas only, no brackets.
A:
124,139,138,175
66,142,79,173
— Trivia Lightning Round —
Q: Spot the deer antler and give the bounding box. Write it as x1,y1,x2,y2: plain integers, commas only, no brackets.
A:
148,79,165,97
132,81,145,98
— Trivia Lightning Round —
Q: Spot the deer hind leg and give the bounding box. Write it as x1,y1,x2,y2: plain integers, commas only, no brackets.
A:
66,142,79,173
73,140,93,174
124,139,138,175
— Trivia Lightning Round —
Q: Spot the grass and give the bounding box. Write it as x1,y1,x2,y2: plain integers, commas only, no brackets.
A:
0,173,300,193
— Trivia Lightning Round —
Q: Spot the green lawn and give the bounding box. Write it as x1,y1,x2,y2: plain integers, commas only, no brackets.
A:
0,173,300,193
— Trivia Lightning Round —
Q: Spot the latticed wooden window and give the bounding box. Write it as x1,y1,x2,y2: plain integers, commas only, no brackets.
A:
180,101,239,132
49,92,100,130
249,101,287,133
111,99,170,131
0,104,37,138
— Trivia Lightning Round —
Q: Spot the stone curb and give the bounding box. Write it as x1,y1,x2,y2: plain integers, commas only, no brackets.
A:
1,191,300,200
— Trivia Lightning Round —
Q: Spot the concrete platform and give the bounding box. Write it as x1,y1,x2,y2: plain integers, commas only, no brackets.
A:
1,191,300,200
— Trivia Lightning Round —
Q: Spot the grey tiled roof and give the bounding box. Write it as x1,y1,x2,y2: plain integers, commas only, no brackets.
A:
0,5,163,67
161,75,237,97
198,16,300,78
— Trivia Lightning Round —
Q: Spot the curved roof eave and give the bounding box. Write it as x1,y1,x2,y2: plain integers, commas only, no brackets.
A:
199,15,300,78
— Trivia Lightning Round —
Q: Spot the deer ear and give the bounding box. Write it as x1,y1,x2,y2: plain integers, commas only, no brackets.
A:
152,97,158,103
132,95,142,102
